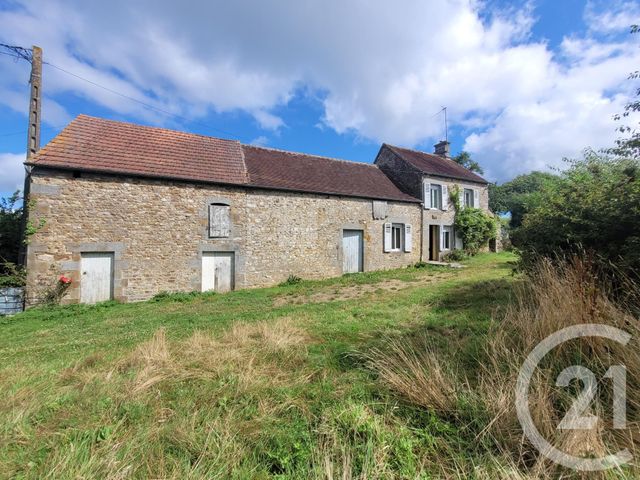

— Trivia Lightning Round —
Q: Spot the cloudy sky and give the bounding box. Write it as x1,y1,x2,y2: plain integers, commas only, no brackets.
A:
1,0,639,196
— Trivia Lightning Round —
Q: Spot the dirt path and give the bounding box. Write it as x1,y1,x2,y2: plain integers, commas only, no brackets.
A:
273,271,453,306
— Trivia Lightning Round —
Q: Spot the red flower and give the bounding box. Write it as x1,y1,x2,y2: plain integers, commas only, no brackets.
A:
58,275,72,284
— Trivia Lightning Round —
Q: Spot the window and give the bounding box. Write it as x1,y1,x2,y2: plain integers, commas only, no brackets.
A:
464,188,474,207
209,203,230,237
391,224,404,251
442,226,452,250
430,184,442,209
384,223,412,253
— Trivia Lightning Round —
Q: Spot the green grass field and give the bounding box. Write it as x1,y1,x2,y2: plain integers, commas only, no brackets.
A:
0,252,518,479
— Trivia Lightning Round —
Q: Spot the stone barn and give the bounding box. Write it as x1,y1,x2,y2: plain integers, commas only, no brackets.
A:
24,115,490,304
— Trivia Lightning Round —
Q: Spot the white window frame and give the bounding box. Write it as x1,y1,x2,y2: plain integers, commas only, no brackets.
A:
441,225,452,251
464,188,475,208
430,184,442,210
391,223,404,251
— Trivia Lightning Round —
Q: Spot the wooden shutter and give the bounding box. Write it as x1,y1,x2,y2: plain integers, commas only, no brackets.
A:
383,223,392,252
440,226,445,251
209,204,230,237
423,182,431,209
441,184,449,211
473,189,479,208
404,224,412,252
459,188,464,208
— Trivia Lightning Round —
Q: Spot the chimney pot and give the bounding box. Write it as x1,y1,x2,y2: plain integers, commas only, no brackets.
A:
434,140,450,157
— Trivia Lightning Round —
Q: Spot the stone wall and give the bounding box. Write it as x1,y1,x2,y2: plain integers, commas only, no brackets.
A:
243,189,421,286
374,146,423,199
419,176,491,260
26,169,421,304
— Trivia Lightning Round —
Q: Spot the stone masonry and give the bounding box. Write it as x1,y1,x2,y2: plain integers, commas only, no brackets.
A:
26,169,421,304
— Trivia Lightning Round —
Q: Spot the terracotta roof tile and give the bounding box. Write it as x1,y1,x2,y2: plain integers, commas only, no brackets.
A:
243,145,420,203
29,115,248,185
384,144,488,184
29,115,420,203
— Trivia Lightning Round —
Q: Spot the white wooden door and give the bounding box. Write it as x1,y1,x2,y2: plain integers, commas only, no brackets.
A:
202,252,234,293
342,230,363,273
81,253,114,304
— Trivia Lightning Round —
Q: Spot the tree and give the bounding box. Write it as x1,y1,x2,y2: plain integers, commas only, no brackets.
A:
489,171,559,228
607,25,640,159
511,152,640,280
452,151,484,174
0,190,23,272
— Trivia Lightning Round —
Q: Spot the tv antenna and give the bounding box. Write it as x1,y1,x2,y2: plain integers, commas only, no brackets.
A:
441,106,448,142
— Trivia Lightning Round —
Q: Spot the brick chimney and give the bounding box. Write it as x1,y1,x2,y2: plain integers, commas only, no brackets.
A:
434,140,450,157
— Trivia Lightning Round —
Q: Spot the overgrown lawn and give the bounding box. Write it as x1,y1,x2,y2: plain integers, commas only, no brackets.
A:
0,253,517,479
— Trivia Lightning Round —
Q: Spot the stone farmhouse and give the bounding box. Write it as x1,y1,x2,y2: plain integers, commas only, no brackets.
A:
24,115,490,304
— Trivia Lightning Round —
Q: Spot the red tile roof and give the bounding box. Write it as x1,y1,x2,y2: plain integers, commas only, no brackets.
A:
29,115,248,185
29,115,420,202
243,145,419,202
383,144,488,184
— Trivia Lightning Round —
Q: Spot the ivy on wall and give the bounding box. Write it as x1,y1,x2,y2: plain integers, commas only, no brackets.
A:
450,185,497,255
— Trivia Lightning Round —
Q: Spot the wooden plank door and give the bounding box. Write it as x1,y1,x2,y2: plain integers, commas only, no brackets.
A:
214,252,234,292
202,252,234,293
81,252,114,304
201,253,216,292
429,225,440,261
342,230,363,273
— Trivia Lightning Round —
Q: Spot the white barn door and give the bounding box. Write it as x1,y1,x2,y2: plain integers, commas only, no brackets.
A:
81,252,114,304
202,252,234,293
342,230,363,273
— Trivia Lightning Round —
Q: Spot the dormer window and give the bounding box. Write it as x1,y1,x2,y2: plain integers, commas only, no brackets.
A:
208,203,230,238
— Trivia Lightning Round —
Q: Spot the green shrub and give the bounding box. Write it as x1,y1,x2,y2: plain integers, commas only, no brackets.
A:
442,250,467,262
454,208,497,255
279,275,302,286
512,152,640,282
0,191,23,270
0,261,26,288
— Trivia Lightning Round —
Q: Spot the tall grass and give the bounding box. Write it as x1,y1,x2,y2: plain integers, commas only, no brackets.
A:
368,256,640,478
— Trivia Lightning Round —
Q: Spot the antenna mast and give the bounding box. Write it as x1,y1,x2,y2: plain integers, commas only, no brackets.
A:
442,106,448,142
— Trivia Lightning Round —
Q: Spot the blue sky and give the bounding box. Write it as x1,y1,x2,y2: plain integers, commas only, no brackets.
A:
1,0,639,199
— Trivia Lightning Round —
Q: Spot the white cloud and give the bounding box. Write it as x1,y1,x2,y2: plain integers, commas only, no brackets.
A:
0,153,26,193
252,110,284,131
250,135,269,147
0,0,639,181
584,1,640,34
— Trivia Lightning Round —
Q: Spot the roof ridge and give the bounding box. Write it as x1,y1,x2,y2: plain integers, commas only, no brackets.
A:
242,143,380,169
385,143,439,158
73,114,242,145
383,143,488,183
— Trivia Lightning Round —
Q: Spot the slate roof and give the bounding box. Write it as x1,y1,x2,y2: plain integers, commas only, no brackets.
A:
383,144,488,184
28,115,420,203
